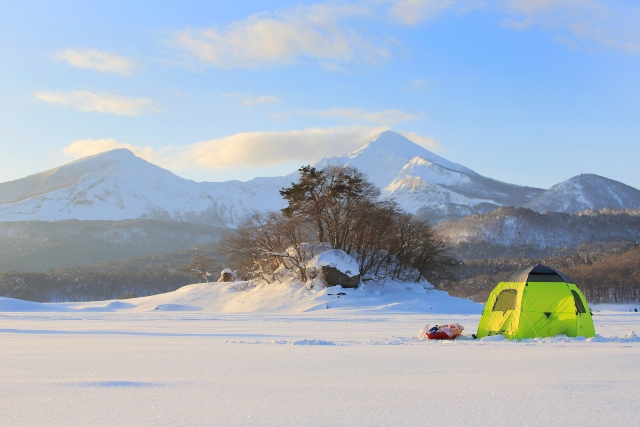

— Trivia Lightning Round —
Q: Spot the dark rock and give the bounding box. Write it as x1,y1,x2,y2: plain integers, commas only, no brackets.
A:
321,266,360,288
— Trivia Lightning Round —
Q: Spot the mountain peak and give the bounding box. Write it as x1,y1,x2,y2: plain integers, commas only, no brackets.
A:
93,148,136,159
0,148,184,207
550,173,639,194
351,130,428,159
369,129,418,147
349,130,475,177
569,173,615,184
67,148,139,167
525,173,640,213
3,132,636,226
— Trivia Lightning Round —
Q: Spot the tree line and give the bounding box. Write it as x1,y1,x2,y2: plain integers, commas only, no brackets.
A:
440,244,640,304
0,270,191,302
0,245,225,302
224,165,454,283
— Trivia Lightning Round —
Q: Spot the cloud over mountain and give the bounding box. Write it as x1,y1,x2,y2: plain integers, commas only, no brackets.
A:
53,49,137,74
173,3,390,69
35,91,156,116
4,131,638,228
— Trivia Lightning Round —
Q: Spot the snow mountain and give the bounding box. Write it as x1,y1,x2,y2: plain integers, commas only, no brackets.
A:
0,131,638,225
436,206,640,259
316,130,544,221
524,174,640,214
0,149,293,227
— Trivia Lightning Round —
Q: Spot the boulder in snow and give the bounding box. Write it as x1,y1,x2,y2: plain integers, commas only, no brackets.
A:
321,266,360,288
218,268,237,282
308,249,361,288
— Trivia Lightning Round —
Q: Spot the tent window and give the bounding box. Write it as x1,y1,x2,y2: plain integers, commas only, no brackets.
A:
571,290,587,314
492,289,518,312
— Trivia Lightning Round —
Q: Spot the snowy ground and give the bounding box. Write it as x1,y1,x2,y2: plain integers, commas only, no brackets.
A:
1,282,639,426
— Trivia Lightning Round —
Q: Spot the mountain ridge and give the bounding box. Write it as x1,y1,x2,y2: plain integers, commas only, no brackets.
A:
435,206,640,259
525,173,640,213
1,131,638,225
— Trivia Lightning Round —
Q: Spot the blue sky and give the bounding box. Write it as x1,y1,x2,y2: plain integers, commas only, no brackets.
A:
2,0,639,189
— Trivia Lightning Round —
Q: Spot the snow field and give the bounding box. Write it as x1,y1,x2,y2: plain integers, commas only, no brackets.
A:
1,281,639,425
0,279,484,314
1,311,640,426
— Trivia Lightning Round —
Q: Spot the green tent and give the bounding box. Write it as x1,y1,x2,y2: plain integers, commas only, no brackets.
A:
476,264,596,339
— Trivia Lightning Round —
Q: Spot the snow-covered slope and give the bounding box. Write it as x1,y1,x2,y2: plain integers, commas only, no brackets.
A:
436,206,640,259
0,279,482,314
525,174,640,213
316,131,543,221
0,149,292,226
2,132,638,225
318,130,476,189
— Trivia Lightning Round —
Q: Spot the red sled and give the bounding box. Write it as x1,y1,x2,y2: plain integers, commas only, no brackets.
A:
426,331,458,340
419,323,464,340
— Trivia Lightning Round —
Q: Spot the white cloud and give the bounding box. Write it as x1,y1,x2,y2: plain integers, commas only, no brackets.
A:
221,93,281,106
35,91,156,116
63,139,162,162
268,111,291,122
389,0,455,26
61,127,446,183
172,2,390,68
404,78,437,92
301,108,423,124
397,131,442,151
498,0,603,29
53,49,137,74
61,126,389,172
497,0,640,53
405,78,427,91
187,126,389,168
382,0,640,53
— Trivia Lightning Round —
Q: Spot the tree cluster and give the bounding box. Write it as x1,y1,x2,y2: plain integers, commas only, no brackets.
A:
182,253,216,283
225,165,454,283
567,244,640,303
0,246,225,303
440,244,640,304
0,269,191,303
437,206,640,260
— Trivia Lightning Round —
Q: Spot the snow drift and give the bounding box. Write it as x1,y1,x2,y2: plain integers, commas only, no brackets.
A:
0,278,482,314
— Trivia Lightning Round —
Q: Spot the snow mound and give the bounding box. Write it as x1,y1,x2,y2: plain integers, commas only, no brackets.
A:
290,339,337,346
77,301,137,312
153,304,202,311
475,332,640,343
0,297,69,312
0,280,483,314
478,335,508,342
308,249,360,277
587,332,640,343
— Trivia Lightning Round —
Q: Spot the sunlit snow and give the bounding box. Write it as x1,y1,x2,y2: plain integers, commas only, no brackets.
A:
1,279,639,425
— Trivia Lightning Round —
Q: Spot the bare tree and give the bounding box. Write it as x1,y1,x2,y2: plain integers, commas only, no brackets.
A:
183,253,215,283
391,213,456,282
227,165,457,284
223,212,316,282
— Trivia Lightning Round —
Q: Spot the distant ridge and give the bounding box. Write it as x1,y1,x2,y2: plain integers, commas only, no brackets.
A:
436,206,640,259
316,130,544,221
525,174,640,213
0,148,293,226
0,131,638,225
0,149,179,205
